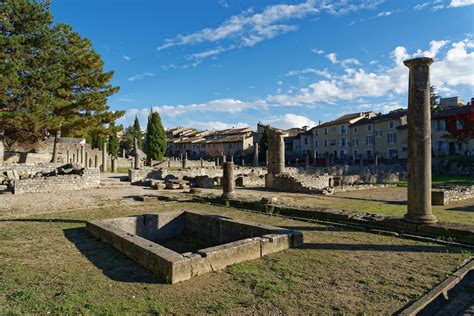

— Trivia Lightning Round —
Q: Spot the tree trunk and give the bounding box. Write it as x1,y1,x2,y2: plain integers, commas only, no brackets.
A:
51,129,61,163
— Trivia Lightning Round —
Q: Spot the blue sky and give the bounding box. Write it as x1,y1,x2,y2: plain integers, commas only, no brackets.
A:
51,0,474,130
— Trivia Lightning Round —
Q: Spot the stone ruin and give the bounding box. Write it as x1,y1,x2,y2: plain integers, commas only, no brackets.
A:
1,163,100,194
87,210,303,284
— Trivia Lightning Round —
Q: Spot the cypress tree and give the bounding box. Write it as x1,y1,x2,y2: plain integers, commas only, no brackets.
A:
132,116,143,150
145,110,167,161
108,124,120,157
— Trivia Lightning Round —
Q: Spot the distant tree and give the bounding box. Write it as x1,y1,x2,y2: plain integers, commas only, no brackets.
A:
259,126,269,153
120,125,134,154
145,110,167,161
430,85,441,112
108,124,121,157
132,116,143,150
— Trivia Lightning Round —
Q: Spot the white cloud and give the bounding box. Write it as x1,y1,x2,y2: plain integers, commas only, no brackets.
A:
263,113,316,129
311,48,325,54
326,53,361,67
189,121,249,130
449,0,474,7
267,38,474,107
326,53,338,64
122,55,130,61
376,11,392,17
128,72,154,81
286,67,333,79
413,2,430,10
157,0,384,62
217,0,229,8
432,4,445,11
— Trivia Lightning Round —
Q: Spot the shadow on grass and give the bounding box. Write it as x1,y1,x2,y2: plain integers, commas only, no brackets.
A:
324,195,407,205
63,227,161,284
279,225,361,233
298,242,463,253
446,204,474,212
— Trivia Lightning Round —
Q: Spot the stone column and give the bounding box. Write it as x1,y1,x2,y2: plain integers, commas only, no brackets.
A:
221,153,226,165
313,150,317,165
267,129,285,175
80,145,85,167
73,153,76,163
94,155,98,168
85,151,89,169
0,134,3,166
101,142,107,172
403,57,436,224
265,150,269,167
122,148,126,158
200,158,204,168
221,161,236,200
182,152,187,169
66,150,70,164
134,138,140,170
241,159,245,167
305,153,310,168
76,148,80,163
215,157,219,167
253,143,259,167
374,154,378,166
111,157,117,173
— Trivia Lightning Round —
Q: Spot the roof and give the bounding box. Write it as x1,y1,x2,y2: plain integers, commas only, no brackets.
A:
316,112,374,128
432,105,472,119
210,127,252,136
351,110,407,126
206,135,250,144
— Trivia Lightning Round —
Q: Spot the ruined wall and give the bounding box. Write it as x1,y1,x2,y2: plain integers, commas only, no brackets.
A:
265,173,331,194
432,186,474,206
1,163,70,177
13,168,100,194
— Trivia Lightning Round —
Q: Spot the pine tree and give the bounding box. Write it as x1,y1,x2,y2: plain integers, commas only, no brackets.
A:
430,85,441,112
145,110,167,161
0,0,123,161
132,116,143,150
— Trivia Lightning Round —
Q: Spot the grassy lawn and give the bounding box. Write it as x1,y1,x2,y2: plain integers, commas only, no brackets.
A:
386,175,474,187
0,201,470,314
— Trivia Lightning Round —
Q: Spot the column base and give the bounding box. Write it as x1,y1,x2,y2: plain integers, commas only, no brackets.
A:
403,213,437,225
221,192,236,200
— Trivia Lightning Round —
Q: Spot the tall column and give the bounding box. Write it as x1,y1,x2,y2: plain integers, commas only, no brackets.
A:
221,153,226,165
80,145,85,167
222,161,236,200
182,152,187,169
403,57,436,224
134,138,140,170
101,141,107,172
253,143,259,167
267,129,285,175
0,134,3,166
85,151,89,169
265,150,269,167
76,148,80,163
66,150,70,164
111,157,117,173
122,148,126,158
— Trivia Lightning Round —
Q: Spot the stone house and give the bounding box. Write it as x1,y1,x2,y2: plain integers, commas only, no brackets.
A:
431,102,474,156
307,112,376,160
350,110,408,160
204,135,253,158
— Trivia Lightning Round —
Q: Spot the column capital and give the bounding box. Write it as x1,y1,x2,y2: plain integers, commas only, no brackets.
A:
403,57,434,68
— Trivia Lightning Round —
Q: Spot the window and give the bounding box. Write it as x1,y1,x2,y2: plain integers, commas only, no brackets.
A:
456,119,463,130
387,149,398,159
324,128,328,135
375,129,382,137
367,124,372,132
304,138,308,145
330,139,336,146
340,125,347,134
314,129,319,136
435,119,446,131
389,121,395,129
340,138,346,147
387,133,397,144
352,139,359,146
315,141,319,148
331,126,336,132
324,139,328,146
366,136,373,145
353,127,358,133
437,141,447,152
402,145,407,152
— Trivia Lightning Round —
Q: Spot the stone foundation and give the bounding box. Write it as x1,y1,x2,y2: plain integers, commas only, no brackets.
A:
87,210,303,284
13,168,100,194
432,186,474,206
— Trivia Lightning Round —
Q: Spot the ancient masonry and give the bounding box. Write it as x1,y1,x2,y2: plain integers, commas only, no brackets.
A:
87,210,303,284
404,57,437,224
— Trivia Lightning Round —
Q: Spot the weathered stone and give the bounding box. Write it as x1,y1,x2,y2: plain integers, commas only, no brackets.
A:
222,162,236,199
403,57,437,224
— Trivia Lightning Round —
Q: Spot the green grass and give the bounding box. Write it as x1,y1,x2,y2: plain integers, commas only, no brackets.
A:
0,201,469,314
386,176,474,186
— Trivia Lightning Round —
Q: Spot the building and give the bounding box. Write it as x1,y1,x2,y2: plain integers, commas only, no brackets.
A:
432,103,474,156
350,110,408,160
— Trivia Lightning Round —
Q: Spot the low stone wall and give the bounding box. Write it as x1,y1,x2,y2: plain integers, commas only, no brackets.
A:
331,183,398,193
432,186,474,206
265,173,331,194
13,168,100,194
155,159,217,169
1,163,69,177
129,166,267,184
